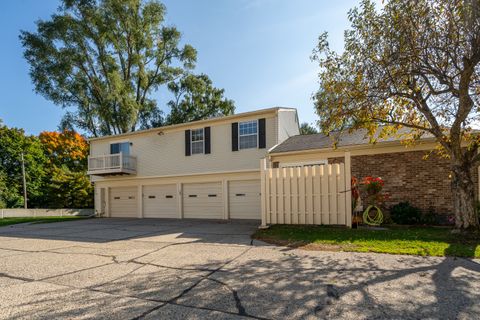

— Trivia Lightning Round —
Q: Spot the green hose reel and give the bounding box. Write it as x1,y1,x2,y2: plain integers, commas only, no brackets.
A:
363,205,383,226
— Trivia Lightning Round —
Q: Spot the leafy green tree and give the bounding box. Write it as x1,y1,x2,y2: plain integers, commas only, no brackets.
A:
299,122,318,135
312,0,480,230
164,74,235,125
0,125,46,208
43,166,93,208
20,0,197,137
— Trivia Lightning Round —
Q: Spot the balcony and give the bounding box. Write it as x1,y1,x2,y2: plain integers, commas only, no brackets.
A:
87,153,137,176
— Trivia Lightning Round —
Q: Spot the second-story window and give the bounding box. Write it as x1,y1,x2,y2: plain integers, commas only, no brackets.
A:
191,128,204,154
110,142,130,155
239,120,258,149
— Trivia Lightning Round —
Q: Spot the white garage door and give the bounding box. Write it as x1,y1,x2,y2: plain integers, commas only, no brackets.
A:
183,182,223,219
229,180,261,219
110,186,138,217
143,184,178,218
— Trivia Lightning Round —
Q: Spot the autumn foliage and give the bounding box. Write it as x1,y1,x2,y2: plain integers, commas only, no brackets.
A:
39,130,89,169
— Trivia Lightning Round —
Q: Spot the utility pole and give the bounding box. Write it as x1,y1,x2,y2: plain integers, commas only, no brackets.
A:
21,153,27,209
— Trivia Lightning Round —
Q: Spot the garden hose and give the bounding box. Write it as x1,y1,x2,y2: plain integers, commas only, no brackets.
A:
363,205,383,226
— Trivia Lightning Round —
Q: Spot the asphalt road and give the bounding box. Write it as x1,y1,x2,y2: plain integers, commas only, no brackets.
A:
0,218,479,319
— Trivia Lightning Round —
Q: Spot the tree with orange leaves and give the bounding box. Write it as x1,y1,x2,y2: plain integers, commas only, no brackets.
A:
37,130,92,208
39,130,89,170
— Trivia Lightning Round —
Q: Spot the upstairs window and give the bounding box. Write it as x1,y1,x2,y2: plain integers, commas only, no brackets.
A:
110,142,130,155
191,128,204,154
239,120,258,149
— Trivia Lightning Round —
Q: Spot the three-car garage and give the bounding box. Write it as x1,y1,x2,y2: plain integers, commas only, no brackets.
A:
104,178,261,220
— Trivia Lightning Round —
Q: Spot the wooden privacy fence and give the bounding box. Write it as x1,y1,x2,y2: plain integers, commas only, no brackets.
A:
260,156,352,227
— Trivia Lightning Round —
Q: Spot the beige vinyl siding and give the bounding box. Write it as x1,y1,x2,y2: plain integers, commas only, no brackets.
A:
109,187,138,217
183,182,223,219
143,184,178,218
90,114,277,181
228,180,261,219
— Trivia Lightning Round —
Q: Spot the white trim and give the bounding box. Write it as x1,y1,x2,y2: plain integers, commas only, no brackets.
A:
92,168,261,183
190,128,205,155
279,160,328,168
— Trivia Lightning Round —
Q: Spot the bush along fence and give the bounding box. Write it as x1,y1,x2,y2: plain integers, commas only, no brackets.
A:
0,208,94,218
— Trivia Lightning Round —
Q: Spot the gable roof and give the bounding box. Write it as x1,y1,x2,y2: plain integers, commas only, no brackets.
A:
89,107,297,142
269,127,433,154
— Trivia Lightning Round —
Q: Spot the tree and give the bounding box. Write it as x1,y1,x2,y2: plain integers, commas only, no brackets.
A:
164,74,235,126
43,166,93,208
38,130,93,208
20,0,197,137
39,130,89,170
299,122,318,135
312,0,480,230
0,125,46,208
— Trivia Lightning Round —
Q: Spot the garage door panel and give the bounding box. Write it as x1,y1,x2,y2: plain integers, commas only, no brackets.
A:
110,187,138,218
143,184,178,218
229,180,261,219
183,182,223,219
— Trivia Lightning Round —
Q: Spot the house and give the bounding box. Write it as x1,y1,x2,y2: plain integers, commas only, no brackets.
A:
88,106,479,225
87,107,299,219
268,129,480,216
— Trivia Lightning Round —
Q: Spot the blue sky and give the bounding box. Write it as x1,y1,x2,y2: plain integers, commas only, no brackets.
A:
0,0,360,135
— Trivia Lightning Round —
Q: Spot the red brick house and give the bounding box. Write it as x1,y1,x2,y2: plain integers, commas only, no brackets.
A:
267,129,479,217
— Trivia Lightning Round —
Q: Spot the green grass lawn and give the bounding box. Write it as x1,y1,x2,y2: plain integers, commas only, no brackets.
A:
0,216,90,227
253,225,480,258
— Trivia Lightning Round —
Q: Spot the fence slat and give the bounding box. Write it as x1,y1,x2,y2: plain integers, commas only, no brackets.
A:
278,168,284,224
314,166,321,224
292,168,299,224
306,166,314,225
338,164,346,225
266,169,272,224
271,168,277,224
298,167,306,224
321,165,330,224
284,168,291,224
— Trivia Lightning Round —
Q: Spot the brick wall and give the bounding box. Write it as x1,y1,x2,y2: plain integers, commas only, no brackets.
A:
329,150,479,215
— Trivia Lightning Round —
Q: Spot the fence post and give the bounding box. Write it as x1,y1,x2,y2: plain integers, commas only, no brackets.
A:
260,158,268,228
345,151,352,228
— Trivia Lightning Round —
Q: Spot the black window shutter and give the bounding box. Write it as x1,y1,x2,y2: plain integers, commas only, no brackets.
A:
258,118,266,149
232,122,239,151
185,130,191,156
204,127,211,154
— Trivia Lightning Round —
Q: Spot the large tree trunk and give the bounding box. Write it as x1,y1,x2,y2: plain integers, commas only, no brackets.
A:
451,162,479,230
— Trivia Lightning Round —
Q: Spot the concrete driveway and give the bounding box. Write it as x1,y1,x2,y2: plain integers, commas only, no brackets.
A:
0,218,479,320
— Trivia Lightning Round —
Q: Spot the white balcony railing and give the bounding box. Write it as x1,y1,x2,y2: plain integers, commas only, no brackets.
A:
87,153,137,175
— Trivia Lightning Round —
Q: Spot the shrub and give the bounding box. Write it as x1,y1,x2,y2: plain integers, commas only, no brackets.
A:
390,202,422,225
419,208,437,225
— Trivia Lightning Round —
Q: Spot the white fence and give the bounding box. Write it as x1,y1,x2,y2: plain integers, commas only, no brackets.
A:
0,208,94,218
260,157,352,227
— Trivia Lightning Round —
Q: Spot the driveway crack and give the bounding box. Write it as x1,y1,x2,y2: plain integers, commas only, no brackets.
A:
130,247,253,320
